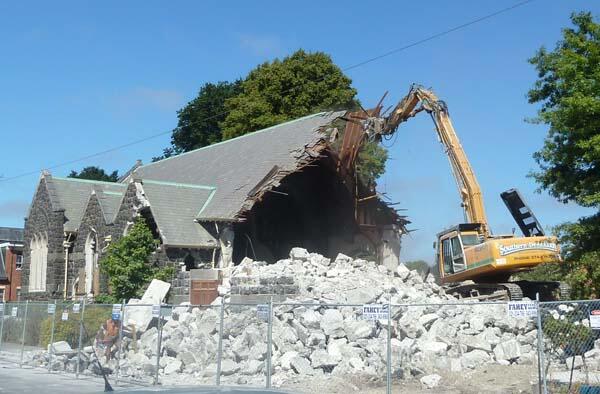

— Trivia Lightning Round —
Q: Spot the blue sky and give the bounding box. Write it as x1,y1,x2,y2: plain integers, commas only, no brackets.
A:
0,1,598,263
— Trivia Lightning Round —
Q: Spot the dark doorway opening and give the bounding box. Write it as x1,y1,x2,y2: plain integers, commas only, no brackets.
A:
233,158,358,263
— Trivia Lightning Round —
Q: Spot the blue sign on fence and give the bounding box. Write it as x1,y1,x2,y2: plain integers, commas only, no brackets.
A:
112,304,122,320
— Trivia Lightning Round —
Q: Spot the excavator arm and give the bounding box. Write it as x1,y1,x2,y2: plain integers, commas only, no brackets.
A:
378,85,490,238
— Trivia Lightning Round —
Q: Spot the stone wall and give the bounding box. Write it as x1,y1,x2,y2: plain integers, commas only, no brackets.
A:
22,177,67,300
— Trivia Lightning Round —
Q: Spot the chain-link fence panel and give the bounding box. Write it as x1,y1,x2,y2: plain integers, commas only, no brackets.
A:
116,303,159,385
0,302,28,363
156,303,222,386
18,302,51,367
271,302,388,393
389,301,541,392
43,301,85,374
73,303,117,379
540,300,600,393
216,302,270,387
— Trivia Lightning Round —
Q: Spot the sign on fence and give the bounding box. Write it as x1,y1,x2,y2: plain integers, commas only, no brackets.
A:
590,310,600,329
47,304,56,314
11,307,17,317
112,304,122,320
72,303,80,313
507,301,537,318
0,303,4,313
61,312,68,321
257,304,269,321
362,304,389,321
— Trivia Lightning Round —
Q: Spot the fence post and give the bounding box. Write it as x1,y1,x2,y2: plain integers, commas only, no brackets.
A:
154,302,163,386
48,300,57,371
216,297,225,386
19,300,28,368
116,299,125,384
387,300,392,394
266,297,273,389
76,299,86,378
535,293,547,394
0,302,5,353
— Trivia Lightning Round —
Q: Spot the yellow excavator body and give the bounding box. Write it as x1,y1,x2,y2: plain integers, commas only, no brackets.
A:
436,226,561,284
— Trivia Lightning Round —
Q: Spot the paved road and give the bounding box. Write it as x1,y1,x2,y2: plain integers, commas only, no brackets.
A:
0,360,292,393
0,360,139,393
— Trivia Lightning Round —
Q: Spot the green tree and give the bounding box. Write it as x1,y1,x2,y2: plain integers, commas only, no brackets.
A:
99,217,174,302
154,81,242,161
220,49,359,140
357,141,388,186
528,12,600,298
68,166,119,182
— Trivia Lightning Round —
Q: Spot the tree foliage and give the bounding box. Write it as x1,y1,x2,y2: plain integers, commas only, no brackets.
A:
157,49,389,184
99,217,174,302
357,141,388,186
220,50,359,140
527,12,600,299
68,166,118,182
154,81,242,161
528,12,600,207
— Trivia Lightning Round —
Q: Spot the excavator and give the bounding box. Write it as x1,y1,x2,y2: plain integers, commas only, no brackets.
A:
365,85,569,301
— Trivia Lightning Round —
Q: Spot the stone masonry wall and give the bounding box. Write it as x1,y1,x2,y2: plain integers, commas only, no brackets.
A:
22,177,67,300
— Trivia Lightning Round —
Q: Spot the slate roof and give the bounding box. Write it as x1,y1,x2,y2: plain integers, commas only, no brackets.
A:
31,112,344,249
0,227,24,243
45,176,126,232
92,187,126,224
134,111,344,221
139,180,217,248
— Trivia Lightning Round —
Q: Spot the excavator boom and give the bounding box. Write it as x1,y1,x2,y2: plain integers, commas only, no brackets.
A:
380,85,490,238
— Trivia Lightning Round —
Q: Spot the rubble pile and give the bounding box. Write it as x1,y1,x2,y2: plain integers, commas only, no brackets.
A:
24,248,600,387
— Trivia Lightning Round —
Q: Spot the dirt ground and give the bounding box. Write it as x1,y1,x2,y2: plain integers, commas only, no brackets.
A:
281,364,539,393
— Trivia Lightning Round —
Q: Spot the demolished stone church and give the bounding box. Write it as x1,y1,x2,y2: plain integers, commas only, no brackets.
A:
21,111,407,301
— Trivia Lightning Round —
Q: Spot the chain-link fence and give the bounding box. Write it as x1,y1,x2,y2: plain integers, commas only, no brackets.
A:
1,298,599,393
539,300,600,393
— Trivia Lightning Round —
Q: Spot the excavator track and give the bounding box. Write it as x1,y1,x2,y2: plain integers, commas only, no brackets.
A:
444,281,570,301
444,282,522,301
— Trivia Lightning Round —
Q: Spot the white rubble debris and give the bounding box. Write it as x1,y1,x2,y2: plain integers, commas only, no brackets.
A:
27,248,600,387
48,341,73,354
125,279,172,331
420,373,442,389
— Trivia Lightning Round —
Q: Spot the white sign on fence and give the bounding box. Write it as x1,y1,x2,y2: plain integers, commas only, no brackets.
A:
590,310,600,329
507,301,538,318
61,312,68,321
257,304,269,321
11,307,17,317
47,304,56,314
362,304,390,321
72,303,80,313
152,305,161,317
0,303,4,313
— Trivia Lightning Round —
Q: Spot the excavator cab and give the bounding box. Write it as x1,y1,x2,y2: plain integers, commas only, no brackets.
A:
436,223,484,280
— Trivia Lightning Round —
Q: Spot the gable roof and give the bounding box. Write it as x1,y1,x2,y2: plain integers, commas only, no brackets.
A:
133,111,344,221
138,180,217,248
44,176,126,232
92,187,126,224
0,227,24,243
